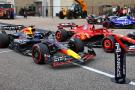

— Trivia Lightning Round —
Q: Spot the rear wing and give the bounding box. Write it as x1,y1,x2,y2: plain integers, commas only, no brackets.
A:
0,25,25,34
57,23,78,29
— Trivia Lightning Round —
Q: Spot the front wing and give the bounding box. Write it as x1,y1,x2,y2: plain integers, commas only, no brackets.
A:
50,49,96,67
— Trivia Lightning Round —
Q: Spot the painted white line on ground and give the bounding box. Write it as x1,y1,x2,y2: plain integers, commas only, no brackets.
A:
73,63,135,86
129,81,135,86
73,63,114,78
0,50,13,54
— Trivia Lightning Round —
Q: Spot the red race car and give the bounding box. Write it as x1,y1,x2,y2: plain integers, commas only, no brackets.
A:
55,23,111,42
55,23,135,53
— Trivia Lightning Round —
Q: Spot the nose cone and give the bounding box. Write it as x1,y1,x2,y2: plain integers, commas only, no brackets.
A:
67,49,81,60
61,49,81,60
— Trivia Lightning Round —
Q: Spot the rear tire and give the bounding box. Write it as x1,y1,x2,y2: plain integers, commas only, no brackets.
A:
68,38,84,52
55,29,68,42
87,19,94,24
67,11,73,19
0,33,10,48
127,32,135,39
102,36,114,53
81,11,87,19
103,21,111,28
32,43,50,64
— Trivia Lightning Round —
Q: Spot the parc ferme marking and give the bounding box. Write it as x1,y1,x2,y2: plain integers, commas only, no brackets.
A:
72,62,135,86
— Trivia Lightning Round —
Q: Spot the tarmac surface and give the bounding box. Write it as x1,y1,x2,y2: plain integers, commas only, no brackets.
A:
0,16,135,90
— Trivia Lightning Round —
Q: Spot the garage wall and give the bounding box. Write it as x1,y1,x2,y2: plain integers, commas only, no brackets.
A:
61,0,74,7
15,0,34,14
15,0,34,7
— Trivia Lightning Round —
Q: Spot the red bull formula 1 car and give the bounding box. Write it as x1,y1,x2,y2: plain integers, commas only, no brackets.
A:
0,25,45,55
55,23,135,53
32,31,96,67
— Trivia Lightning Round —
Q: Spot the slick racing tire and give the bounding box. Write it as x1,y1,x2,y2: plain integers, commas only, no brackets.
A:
81,11,87,19
87,19,94,24
127,32,135,39
68,38,84,52
32,43,50,64
102,36,114,53
103,21,111,28
59,11,65,19
67,11,73,19
55,29,68,42
0,33,10,48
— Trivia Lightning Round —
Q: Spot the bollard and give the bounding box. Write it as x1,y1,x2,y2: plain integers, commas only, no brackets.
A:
111,36,130,84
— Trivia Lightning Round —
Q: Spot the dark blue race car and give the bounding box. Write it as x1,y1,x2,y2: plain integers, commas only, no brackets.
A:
0,25,45,55
103,16,135,28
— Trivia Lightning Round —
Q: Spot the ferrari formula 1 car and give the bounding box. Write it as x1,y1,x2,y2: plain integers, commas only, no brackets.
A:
55,23,110,46
32,31,96,67
0,25,45,55
102,32,135,53
103,16,135,28
55,23,135,53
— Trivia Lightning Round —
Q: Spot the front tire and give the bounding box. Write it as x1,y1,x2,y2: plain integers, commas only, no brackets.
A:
59,11,65,19
103,21,111,28
68,38,84,52
102,36,114,53
32,43,50,64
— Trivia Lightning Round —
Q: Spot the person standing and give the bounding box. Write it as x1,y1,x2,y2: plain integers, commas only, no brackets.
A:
122,7,128,16
127,7,131,15
23,9,27,19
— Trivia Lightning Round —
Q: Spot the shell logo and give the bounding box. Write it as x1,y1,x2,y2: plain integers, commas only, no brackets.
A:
80,33,90,40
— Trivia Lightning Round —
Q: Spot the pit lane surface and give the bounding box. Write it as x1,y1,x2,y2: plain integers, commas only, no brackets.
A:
0,17,135,90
